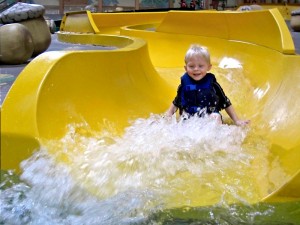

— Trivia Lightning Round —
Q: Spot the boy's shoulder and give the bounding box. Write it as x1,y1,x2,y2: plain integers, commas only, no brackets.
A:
206,73,217,82
180,72,189,79
206,72,216,78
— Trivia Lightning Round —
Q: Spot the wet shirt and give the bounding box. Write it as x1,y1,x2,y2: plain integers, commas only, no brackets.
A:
173,73,232,114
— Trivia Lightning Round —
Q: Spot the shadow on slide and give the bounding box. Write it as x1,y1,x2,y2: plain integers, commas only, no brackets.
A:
1,9,300,207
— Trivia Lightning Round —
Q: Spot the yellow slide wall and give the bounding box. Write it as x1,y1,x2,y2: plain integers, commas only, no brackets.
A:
1,9,300,206
241,4,300,20
60,10,167,34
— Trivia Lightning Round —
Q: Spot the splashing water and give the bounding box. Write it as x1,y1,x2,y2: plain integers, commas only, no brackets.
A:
1,113,286,224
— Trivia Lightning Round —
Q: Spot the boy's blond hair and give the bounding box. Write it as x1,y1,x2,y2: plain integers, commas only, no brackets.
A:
184,44,211,64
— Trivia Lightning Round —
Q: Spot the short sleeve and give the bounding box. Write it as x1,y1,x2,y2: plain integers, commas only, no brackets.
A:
172,84,182,108
213,80,232,110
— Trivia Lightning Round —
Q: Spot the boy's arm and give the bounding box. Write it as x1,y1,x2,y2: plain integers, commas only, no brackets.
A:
165,103,178,117
165,84,182,117
212,78,249,126
225,105,250,126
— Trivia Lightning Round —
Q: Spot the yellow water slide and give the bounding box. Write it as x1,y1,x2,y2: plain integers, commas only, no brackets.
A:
1,9,300,206
237,4,299,20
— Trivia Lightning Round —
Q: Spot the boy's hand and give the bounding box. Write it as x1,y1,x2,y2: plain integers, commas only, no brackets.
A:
235,120,250,126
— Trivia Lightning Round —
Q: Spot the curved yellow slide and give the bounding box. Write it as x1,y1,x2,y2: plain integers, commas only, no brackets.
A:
1,9,300,206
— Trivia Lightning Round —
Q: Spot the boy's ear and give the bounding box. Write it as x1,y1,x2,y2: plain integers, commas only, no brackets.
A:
208,64,212,71
184,65,187,71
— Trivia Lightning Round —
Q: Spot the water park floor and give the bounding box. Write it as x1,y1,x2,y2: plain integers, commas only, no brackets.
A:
0,20,299,106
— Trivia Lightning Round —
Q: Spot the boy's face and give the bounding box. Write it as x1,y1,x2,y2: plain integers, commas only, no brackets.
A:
184,55,212,81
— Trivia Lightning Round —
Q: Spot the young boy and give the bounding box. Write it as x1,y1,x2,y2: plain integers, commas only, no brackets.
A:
166,44,249,126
